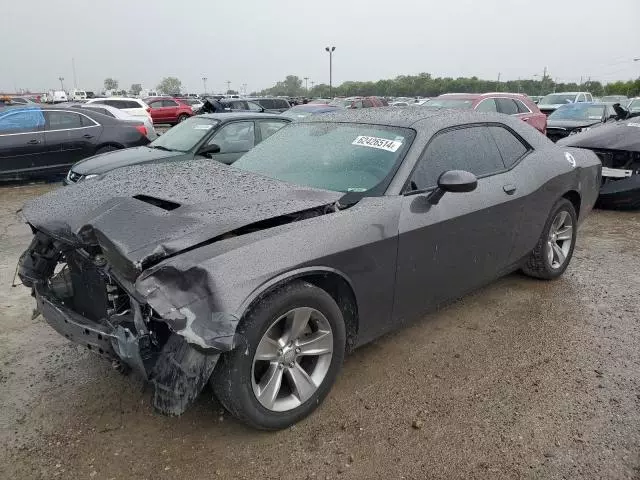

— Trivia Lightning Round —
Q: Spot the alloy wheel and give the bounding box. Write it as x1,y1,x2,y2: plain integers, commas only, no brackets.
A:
547,210,573,269
251,307,334,412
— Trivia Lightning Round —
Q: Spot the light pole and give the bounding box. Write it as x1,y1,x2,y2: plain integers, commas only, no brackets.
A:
304,77,309,93
58,76,64,91
325,46,336,97
202,77,208,94
226,80,231,93
242,83,247,95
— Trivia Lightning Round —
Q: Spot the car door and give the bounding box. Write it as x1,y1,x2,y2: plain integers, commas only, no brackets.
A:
204,121,256,164
161,99,180,122
393,124,521,323
43,110,101,172
0,109,46,176
147,100,165,123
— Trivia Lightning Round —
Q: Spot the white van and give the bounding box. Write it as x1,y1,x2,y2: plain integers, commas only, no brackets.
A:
48,90,68,103
71,89,87,101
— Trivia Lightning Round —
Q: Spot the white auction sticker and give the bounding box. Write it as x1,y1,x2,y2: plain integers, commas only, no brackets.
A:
352,136,402,152
194,124,213,130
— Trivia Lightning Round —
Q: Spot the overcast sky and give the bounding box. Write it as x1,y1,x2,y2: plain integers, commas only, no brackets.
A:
4,0,640,93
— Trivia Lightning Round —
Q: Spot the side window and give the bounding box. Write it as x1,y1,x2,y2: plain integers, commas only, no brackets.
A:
362,98,374,108
488,126,529,168
149,101,163,109
0,110,45,133
410,126,504,190
514,99,531,113
276,99,290,109
495,98,519,115
162,100,178,107
576,94,585,103
260,99,275,109
80,114,97,127
258,120,287,141
208,121,255,153
476,98,497,112
46,111,84,130
93,107,114,117
586,93,593,102
229,101,248,111
247,101,262,112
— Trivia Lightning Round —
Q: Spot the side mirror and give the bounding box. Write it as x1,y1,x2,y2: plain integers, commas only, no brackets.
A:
198,144,221,156
428,170,478,205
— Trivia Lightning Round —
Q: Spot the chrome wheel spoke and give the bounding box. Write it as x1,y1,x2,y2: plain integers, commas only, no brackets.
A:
556,225,573,241
285,307,313,343
547,241,554,265
286,363,317,403
552,242,566,265
256,363,283,410
255,335,280,361
297,330,333,356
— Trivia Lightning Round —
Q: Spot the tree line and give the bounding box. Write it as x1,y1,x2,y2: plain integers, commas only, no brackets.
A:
103,77,183,95
259,74,640,99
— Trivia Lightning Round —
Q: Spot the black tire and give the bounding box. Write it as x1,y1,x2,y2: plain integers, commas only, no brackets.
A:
177,114,189,123
211,281,346,430
522,198,577,280
96,145,119,154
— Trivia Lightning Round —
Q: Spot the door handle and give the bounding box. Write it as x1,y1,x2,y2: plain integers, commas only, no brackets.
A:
503,184,517,195
27,138,40,145
83,134,94,139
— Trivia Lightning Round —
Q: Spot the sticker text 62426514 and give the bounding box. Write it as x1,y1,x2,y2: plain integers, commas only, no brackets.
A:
352,136,402,152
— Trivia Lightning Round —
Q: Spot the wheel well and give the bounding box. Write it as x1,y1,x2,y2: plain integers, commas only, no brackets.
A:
562,190,581,218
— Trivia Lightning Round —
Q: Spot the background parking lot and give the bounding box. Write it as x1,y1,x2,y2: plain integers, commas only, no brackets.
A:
1,183,639,479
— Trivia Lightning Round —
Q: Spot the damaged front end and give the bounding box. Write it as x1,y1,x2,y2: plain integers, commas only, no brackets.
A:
18,230,234,415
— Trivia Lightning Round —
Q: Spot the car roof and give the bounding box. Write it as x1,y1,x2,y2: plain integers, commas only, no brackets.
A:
92,97,144,102
298,105,482,128
197,112,291,121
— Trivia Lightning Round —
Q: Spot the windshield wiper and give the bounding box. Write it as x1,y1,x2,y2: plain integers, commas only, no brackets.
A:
150,145,173,152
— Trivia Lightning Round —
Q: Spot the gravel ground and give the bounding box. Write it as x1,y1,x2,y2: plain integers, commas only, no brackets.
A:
1,183,639,480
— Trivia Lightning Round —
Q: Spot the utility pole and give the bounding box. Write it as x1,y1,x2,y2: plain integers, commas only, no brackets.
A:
72,57,78,89
58,76,65,91
202,77,208,94
325,46,336,97
226,80,231,93
311,81,315,91
304,77,309,92
496,72,501,91
242,83,247,95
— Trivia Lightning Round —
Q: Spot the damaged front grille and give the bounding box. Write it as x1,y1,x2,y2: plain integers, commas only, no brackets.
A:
592,149,640,183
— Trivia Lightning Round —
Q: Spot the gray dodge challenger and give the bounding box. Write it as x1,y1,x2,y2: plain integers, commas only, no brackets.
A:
17,108,601,429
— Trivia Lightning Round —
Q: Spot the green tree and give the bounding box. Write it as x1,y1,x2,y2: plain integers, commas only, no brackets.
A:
260,75,304,97
157,77,182,95
104,78,118,91
226,89,238,95
130,83,142,96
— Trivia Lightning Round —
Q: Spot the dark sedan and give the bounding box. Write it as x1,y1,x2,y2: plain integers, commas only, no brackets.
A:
0,106,149,181
546,102,619,142
65,113,290,183
282,104,342,119
18,109,600,430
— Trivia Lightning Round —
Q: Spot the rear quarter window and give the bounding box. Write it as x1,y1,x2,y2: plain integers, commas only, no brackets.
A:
488,125,529,168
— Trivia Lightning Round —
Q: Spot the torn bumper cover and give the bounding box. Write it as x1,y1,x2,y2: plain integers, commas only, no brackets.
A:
18,232,239,415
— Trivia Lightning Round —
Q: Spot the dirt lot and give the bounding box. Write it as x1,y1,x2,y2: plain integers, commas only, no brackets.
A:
1,183,639,480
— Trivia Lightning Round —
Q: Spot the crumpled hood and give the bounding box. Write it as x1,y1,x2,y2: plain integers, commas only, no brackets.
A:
71,146,185,175
557,120,640,152
21,160,342,278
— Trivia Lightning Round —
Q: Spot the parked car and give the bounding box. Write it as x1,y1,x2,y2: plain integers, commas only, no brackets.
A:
70,103,157,141
144,97,194,125
329,97,385,109
423,93,547,134
546,102,619,142
18,108,600,429
601,95,628,104
558,118,640,208
8,97,37,105
537,92,594,115
86,97,151,121
627,98,640,113
282,104,342,119
528,95,543,104
180,98,204,112
64,112,290,183
45,90,68,104
246,97,291,113
222,99,267,113
70,89,87,101
0,106,149,181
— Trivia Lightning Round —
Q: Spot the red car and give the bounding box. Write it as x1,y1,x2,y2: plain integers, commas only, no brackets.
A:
144,97,193,125
425,93,547,134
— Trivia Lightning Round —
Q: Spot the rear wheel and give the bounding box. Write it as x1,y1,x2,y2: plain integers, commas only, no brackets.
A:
522,198,577,279
211,281,346,430
177,114,189,123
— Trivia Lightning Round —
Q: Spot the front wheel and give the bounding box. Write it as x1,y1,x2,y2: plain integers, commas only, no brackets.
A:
177,114,189,123
522,198,577,280
211,281,346,430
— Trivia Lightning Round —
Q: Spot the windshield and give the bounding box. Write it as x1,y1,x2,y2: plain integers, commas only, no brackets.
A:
540,93,575,105
423,98,474,109
233,122,412,193
629,99,640,112
329,98,357,107
548,104,604,121
149,117,219,152
601,96,627,103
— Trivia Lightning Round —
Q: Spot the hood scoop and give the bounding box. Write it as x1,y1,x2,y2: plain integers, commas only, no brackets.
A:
133,195,181,211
